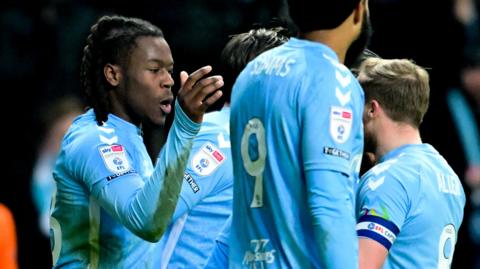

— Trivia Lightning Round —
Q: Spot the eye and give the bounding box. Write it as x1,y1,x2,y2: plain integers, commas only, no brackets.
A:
148,68,160,73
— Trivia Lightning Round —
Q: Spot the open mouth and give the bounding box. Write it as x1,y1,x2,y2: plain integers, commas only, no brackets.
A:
160,97,173,114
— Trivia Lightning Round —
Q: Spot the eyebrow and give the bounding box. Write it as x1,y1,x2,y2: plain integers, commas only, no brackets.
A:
147,59,174,66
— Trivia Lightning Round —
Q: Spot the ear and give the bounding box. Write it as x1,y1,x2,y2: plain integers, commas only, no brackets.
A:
353,0,366,25
365,99,381,118
369,99,382,117
104,64,122,87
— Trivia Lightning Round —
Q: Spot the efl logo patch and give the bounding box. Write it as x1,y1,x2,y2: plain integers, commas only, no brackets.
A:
99,144,131,174
191,142,225,176
330,106,353,144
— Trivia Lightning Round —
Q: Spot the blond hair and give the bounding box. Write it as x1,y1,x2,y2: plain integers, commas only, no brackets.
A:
358,58,430,127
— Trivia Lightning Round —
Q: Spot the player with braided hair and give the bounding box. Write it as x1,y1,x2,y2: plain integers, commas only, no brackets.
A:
50,15,223,268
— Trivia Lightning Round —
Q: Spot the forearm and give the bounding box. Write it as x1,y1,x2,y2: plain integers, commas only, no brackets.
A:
307,169,358,268
97,101,200,241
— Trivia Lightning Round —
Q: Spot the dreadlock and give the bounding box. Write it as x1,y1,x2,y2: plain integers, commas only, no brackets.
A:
80,15,164,125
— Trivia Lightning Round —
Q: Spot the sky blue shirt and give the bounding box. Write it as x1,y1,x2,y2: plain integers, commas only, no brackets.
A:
204,215,231,269
356,143,466,268
155,107,233,269
229,38,364,268
50,102,199,268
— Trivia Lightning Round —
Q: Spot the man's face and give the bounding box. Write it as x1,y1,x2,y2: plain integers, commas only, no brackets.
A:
363,102,377,154
119,36,175,126
344,9,373,68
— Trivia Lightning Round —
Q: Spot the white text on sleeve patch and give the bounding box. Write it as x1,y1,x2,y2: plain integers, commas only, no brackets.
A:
191,142,225,176
99,144,131,174
330,106,353,144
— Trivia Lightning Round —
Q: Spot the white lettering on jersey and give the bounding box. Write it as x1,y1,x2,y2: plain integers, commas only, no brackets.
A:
243,238,276,267
251,56,295,77
437,173,461,196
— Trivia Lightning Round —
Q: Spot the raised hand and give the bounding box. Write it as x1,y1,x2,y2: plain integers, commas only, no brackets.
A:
177,65,224,123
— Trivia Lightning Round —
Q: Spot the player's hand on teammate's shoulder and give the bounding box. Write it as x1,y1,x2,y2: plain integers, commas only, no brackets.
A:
177,65,224,123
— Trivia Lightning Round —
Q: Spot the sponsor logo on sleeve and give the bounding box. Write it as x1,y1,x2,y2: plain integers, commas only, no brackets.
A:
99,144,131,174
323,146,351,160
330,106,353,144
184,172,200,193
106,169,137,181
191,142,226,176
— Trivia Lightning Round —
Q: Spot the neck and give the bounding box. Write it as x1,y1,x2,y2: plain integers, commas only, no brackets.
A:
301,31,350,64
300,13,357,64
374,120,422,160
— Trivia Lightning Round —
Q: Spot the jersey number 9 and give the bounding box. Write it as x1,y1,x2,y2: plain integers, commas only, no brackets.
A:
241,118,266,208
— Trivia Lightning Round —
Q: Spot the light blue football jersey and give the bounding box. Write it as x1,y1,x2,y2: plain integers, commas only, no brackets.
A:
156,107,233,269
356,144,466,269
50,102,200,268
204,215,231,269
229,38,364,268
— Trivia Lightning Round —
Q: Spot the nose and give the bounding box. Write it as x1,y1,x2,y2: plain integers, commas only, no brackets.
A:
162,72,175,90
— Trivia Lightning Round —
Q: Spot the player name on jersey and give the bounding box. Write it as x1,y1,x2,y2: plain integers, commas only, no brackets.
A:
437,173,462,196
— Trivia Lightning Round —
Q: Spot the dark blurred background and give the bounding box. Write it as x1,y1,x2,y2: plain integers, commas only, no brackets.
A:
0,0,479,268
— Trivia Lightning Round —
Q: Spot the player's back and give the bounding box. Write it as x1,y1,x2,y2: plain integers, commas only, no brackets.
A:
229,38,364,268
358,144,466,269
388,144,465,268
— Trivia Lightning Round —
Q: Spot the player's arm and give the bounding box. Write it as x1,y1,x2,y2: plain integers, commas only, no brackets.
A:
91,67,223,241
301,75,359,268
356,166,406,269
305,169,358,268
358,238,388,269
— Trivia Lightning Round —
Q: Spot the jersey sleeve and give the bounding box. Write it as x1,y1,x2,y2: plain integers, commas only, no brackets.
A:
66,133,140,192
301,61,362,267
171,130,232,221
301,67,361,176
356,165,409,250
70,101,201,242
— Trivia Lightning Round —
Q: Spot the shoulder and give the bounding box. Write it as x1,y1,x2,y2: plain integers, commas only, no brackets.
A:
62,116,105,153
360,154,416,194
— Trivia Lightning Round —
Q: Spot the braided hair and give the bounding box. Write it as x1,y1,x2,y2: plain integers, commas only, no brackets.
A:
80,15,164,125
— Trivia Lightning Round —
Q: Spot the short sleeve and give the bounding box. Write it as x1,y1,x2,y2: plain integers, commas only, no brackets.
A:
356,166,409,250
